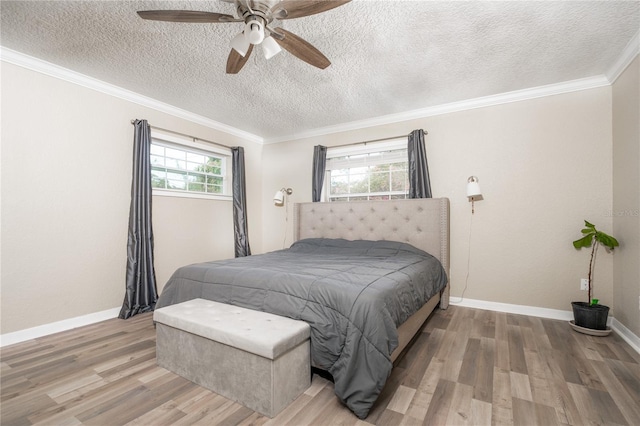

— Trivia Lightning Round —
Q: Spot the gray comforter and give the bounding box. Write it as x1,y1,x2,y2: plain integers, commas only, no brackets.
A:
156,238,447,418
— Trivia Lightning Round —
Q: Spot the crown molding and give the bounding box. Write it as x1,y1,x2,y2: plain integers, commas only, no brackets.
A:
0,47,263,145
606,30,640,84
1,44,626,146
264,75,611,144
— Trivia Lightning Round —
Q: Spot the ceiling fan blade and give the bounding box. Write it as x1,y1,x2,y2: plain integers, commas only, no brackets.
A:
226,45,254,74
274,28,331,69
273,0,351,20
137,10,238,23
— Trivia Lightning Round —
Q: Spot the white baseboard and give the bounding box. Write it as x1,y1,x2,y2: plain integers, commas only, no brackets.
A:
0,307,121,348
2,299,638,355
610,317,640,354
449,297,575,321
449,297,639,354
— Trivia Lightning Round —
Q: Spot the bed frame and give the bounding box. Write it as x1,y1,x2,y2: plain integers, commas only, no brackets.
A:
294,198,450,363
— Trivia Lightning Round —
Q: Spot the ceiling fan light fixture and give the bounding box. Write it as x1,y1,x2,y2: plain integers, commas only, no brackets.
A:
135,0,354,74
245,20,264,45
262,36,282,59
231,32,250,57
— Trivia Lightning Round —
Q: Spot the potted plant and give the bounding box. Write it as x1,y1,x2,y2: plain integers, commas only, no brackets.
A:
571,220,619,334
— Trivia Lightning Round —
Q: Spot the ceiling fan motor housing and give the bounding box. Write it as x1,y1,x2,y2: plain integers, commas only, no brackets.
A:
236,1,273,22
237,1,274,45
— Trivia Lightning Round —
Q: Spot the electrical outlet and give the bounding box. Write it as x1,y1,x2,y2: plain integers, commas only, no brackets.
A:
580,278,589,291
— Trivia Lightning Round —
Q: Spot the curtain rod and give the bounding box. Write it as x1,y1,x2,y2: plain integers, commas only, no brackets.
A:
130,119,232,150
328,133,414,149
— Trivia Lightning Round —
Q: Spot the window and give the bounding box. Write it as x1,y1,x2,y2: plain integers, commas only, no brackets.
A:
149,130,231,200
325,139,408,202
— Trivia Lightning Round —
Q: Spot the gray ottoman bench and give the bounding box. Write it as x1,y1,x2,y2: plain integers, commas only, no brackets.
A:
153,298,311,418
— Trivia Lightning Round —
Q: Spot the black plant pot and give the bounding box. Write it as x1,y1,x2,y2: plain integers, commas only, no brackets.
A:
571,302,609,330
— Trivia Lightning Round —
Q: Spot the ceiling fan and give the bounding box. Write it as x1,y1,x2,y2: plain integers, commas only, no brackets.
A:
137,0,351,74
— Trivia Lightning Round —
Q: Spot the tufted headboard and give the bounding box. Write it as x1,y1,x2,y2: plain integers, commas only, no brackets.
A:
293,198,450,278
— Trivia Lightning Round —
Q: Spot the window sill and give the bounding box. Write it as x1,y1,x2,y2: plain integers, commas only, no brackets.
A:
152,189,232,201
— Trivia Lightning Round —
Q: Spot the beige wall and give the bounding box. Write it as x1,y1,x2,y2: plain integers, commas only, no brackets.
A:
152,196,233,293
262,87,615,312
0,62,262,334
612,56,640,336
1,56,630,335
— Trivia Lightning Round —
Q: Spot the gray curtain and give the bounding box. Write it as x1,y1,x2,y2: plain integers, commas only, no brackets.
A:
312,145,327,202
119,119,158,319
408,129,432,198
232,146,251,257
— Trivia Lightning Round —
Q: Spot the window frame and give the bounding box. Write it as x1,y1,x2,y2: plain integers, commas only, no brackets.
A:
324,138,409,202
150,130,232,201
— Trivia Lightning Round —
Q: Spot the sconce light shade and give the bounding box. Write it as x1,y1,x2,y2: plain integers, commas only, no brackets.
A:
466,176,482,198
273,187,293,206
466,176,482,214
273,190,285,206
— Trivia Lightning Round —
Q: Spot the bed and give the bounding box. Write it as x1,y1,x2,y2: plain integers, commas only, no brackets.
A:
156,197,450,418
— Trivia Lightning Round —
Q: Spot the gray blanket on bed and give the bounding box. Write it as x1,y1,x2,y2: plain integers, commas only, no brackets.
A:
156,238,447,418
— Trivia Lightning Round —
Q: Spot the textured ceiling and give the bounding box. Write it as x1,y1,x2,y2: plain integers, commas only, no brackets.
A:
1,1,639,141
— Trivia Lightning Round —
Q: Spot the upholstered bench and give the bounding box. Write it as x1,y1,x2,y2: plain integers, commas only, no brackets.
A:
153,298,311,418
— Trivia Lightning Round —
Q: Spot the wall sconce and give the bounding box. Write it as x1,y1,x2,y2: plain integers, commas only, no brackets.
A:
273,187,293,206
466,176,483,214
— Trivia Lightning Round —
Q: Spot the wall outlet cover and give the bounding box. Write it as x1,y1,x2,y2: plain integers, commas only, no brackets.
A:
580,278,589,291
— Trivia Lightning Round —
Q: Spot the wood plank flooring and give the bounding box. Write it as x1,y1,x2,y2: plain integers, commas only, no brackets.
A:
1,306,639,425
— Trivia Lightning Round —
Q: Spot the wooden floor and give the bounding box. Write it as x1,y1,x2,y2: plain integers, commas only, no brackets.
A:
1,306,639,426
